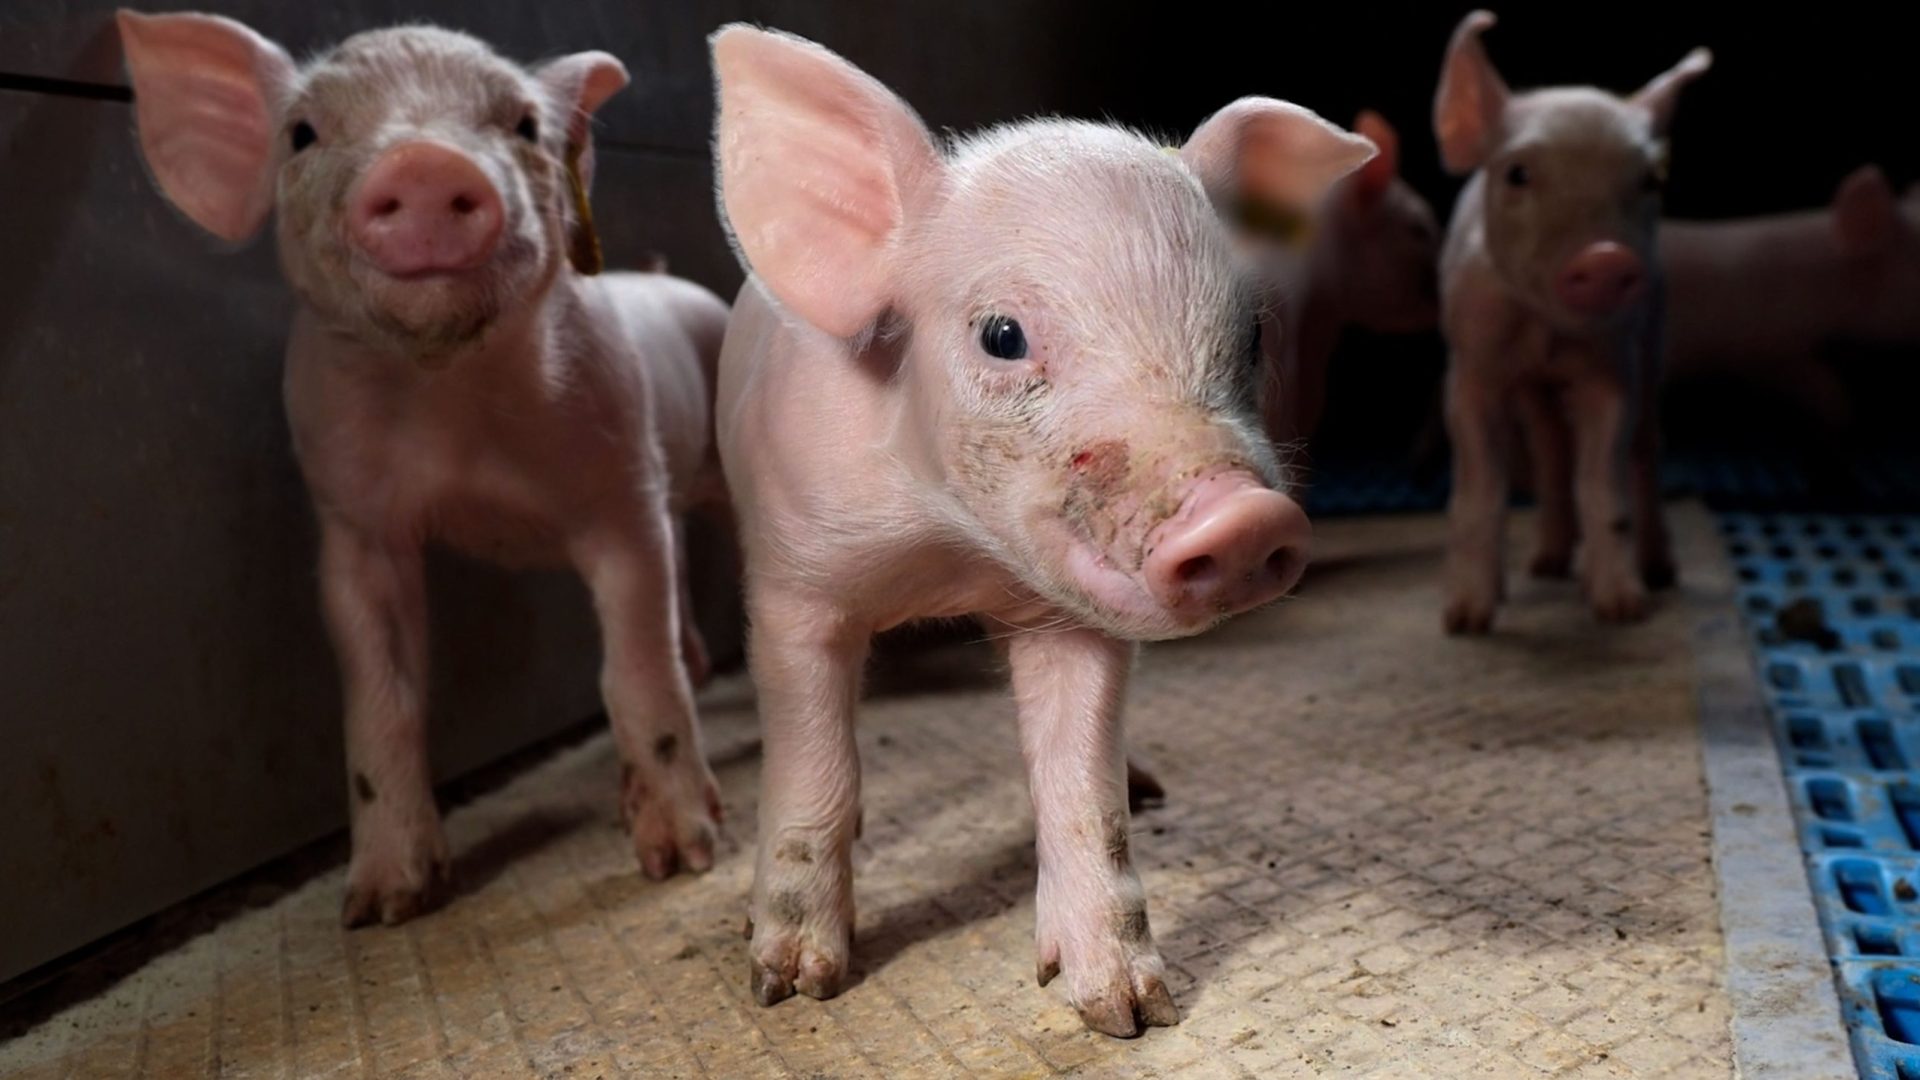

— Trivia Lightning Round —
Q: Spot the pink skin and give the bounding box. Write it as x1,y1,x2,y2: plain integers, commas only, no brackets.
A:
119,12,727,925
1255,110,1443,453
708,26,1372,1036
1432,10,1709,633
348,143,506,276
1662,165,1920,433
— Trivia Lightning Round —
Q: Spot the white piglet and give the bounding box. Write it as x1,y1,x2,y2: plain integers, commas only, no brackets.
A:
708,26,1373,1036
1433,11,1709,633
119,13,729,924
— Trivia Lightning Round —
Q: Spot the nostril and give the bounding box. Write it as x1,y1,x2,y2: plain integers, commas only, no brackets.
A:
1175,555,1219,587
1266,546,1301,584
372,196,402,218
450,193,477,215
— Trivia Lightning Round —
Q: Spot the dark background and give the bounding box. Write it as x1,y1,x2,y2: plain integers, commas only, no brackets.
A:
1051,3,1919,488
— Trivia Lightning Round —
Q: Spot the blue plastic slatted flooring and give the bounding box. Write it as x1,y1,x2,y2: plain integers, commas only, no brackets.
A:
1723,512,1920,1080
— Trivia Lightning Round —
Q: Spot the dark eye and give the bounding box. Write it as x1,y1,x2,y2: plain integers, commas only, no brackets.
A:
515,114,539,142
978,315,1028,360
289,121,317,153
1504,162,1530,188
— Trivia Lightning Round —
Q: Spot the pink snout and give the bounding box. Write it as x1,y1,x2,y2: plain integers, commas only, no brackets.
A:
1554,241,1645,316
348,143,504,277
1142,471,1311,620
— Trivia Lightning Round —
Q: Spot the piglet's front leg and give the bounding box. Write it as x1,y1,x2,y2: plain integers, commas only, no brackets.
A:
320,523,449,927
578,509,722,881
1565,376,1648,623
1008,626,1177,1038
744,590,867,1006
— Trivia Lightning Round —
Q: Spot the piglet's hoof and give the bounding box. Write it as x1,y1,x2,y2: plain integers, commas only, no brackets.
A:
622,762,723,880
1443,596,1496,635
1075,970,1181,1038
341,855,450,928
1588,577,1649,624
748,933,847,1006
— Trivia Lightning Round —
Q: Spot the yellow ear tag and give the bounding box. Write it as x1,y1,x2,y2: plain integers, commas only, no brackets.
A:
1236,197,1314,249
565,140,604,276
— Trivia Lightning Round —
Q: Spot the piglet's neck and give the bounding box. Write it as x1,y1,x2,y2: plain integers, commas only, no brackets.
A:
301,278,577,387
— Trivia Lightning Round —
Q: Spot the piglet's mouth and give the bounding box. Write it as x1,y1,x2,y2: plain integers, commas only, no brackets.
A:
1059,533,1198,639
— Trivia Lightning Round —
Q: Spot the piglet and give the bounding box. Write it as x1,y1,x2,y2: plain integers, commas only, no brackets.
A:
1256,110,1442,452
1433,11,1709,633
707,26,1373,1036
1663,165,1920,431
119,13,728,924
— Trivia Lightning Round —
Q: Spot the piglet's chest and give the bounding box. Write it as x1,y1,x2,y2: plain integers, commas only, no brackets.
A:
306,380,634,569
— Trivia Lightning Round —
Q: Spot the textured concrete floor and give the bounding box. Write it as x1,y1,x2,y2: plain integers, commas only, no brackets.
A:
0,510,1733,1078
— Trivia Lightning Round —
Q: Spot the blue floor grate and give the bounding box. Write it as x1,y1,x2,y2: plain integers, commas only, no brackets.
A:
1724,512,1920,1079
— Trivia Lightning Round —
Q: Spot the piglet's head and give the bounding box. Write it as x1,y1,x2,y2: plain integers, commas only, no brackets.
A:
711,26,1374,640
1436,11,1710,329
118,11,626,366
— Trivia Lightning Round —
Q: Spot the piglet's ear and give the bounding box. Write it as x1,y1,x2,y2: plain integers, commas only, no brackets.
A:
1833,164,1897,259
1631,47,1711,137
1183,97,1376,230
118,10,295,242
1433,10,1507,175
538,51,628,275
709,24,943,339
1350,109,1401,205
539,51,628,167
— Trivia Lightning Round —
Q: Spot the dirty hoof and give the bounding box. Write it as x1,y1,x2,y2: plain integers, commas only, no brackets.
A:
623,762,723,880
1529,551,1573,579
1075,971,1181,1038
1590,580,1649,624
750,957,795,1006
1125,758,1166,812
748,928,848,1006
341,857,449,928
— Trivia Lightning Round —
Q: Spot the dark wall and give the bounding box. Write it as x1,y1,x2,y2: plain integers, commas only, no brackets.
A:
1078,3,1916,220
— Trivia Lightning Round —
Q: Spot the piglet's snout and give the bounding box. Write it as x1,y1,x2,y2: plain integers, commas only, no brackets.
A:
1142,471,1310,619
1554,241,1645,316
349,142,504,277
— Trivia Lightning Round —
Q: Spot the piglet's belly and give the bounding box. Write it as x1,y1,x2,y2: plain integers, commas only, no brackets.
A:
420,495,576,570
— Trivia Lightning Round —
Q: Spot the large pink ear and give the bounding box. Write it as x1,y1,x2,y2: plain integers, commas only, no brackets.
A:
1350,109,1401,205
1833,164,1897,258
538,51,628,188
1433,10,1507,175
1182,97,1377,220
709,25,942,339
117,10,296,242
1631,47,1712,136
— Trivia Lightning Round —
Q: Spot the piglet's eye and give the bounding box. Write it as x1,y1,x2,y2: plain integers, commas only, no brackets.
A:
1504,162,1530,188
290,121,317,153
515,114,539,142
978,315,1028,360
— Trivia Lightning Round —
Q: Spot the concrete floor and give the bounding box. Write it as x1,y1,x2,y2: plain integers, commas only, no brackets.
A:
0,510,1735,1078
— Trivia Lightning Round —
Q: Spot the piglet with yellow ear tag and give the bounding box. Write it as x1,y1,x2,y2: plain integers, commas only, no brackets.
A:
119,11,733,927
